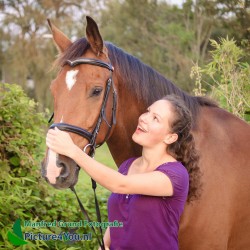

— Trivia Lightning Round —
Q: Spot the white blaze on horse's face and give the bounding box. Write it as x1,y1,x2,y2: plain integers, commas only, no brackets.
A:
65,69,79,90
46,115,64,184
46,149,61,184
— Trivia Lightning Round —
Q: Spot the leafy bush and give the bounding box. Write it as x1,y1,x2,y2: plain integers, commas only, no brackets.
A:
191,37,250,121
0,83,109,249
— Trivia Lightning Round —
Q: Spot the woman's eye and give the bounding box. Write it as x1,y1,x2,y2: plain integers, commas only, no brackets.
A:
91,88,103,97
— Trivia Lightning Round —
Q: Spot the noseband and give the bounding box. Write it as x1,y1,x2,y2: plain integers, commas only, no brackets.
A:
49,57,117,153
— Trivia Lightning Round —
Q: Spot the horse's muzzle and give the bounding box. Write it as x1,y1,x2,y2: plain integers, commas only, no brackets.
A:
41,155,80,189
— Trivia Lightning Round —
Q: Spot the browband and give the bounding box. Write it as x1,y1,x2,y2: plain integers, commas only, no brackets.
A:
66,58,114,72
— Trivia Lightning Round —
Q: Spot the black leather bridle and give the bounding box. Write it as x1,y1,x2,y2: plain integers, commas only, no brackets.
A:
48,58,117,250
49,57,117,152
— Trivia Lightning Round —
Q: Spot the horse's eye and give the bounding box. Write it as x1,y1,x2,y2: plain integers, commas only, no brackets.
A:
91,87,103,97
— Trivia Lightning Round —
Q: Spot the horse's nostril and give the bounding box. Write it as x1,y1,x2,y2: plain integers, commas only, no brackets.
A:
58,162,70,178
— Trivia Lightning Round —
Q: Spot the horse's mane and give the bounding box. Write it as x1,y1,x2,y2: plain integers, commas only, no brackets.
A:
55,37,218,121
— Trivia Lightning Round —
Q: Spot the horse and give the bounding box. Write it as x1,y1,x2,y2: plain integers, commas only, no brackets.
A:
41,16,250,250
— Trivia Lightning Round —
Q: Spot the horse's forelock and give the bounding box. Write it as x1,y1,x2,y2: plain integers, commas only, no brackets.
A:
54,38,90,69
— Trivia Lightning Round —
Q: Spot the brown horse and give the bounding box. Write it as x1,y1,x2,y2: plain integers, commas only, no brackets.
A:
41,16,250,250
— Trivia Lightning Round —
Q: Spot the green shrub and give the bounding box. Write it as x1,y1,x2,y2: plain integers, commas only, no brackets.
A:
191,37,250,121
0,83,109,249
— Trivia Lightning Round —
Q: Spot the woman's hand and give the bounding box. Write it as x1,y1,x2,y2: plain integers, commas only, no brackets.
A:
46,127,77,158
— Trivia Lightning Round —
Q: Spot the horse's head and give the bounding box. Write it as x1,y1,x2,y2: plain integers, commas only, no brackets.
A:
41,16,116,189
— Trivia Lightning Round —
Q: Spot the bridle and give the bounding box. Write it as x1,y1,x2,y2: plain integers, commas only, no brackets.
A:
48,57,117,250
49,57,117,153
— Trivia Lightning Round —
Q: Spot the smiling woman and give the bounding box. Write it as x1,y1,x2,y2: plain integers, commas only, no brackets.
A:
132,100,177,148
46,94,200,250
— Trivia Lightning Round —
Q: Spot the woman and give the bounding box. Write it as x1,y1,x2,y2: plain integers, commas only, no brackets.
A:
46,95,201,250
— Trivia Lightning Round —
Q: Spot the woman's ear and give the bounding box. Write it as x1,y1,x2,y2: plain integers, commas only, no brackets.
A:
164,133,178,145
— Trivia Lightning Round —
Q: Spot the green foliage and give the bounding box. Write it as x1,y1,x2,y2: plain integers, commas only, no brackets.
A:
190,63,207,96
100,0,196,91
0,0,101,109
0,83,110,249
1,0,249,106
191,37,250,121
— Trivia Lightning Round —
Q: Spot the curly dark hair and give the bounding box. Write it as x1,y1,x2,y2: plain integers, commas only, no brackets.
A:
161,95,202,202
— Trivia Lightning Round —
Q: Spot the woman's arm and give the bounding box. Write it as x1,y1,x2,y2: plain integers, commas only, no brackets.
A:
97,227,110,250
71,145,173,196
46,128,173,196
104,227,111,249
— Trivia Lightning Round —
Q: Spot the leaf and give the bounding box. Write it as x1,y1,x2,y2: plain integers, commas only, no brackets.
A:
9,156,20,166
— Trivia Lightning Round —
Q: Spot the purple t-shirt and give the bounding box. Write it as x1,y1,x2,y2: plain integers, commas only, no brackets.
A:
108,157,189,250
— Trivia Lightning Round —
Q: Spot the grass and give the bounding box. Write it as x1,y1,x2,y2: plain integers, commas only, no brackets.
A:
74,143,117,203
77,143,117,187
94,143,117,169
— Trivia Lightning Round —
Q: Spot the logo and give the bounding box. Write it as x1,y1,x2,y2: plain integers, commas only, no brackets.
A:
7,219,28,246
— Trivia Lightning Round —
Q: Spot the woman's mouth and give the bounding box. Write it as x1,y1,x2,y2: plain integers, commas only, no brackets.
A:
135,125,148,133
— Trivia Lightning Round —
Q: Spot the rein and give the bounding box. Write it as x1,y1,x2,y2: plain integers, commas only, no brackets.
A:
49,58,117,250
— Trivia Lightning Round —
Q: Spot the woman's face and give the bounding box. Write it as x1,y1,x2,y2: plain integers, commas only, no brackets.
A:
132,100,175,148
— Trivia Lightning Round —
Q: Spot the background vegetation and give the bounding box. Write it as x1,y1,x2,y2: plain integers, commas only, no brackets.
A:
0,83,116,249
0,0,249,109
0,0,249,249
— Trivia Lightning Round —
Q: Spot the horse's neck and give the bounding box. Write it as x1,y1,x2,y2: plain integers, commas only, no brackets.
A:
107,130,141,167
105,52,194,167
107,89,144,167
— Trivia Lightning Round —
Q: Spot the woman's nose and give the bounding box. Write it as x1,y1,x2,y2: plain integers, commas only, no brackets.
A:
139,112,148,124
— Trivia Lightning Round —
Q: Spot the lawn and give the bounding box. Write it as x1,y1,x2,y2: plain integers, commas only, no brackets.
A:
72,143,117,220
77,143,117,188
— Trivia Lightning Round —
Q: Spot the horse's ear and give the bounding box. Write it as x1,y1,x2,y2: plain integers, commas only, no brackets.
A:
86,16,107,57
47,19,72,53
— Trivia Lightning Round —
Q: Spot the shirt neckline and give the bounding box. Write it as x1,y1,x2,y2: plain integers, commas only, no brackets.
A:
124,157,181,175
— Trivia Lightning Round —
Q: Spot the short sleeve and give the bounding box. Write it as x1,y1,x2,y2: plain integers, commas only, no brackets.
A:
156,162,189,198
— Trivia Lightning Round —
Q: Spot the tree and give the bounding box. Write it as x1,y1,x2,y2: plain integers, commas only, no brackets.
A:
1,0,249,108
100,0,197,91
215,0,250,41
0,0,102,109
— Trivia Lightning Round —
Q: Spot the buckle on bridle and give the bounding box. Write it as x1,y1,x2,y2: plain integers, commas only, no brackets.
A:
83,143,95,155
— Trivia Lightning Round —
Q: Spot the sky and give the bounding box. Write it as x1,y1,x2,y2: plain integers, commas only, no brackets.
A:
167,0,185,7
